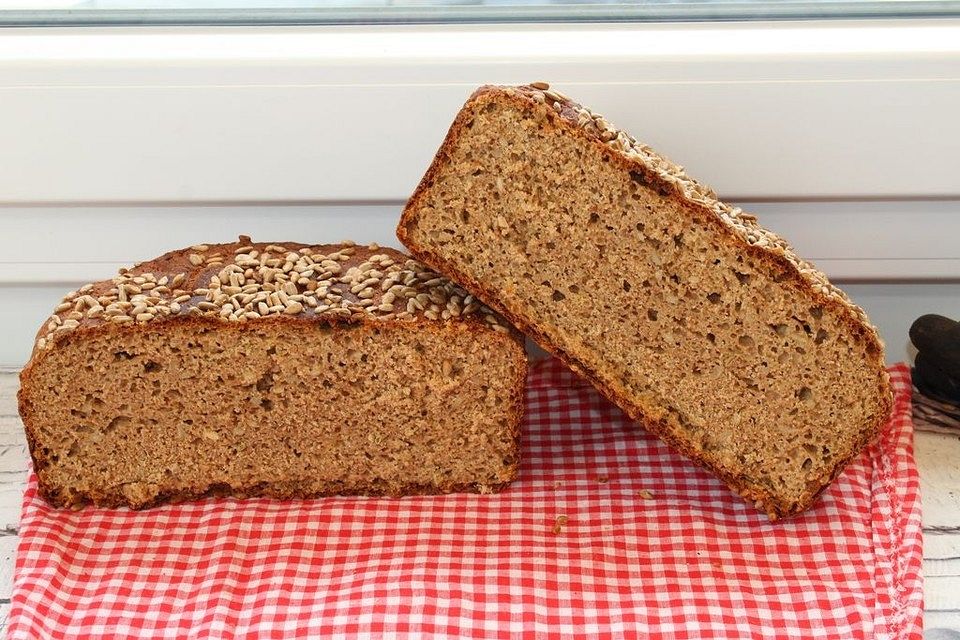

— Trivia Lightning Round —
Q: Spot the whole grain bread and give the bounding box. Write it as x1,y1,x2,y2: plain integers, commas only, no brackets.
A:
18,238,526,509
397,83,893,519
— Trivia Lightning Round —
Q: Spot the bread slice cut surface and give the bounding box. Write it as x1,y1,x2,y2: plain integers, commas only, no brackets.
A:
19,240,526,509
397,84,892,519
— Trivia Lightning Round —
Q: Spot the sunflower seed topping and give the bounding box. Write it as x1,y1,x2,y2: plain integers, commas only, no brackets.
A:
34,239,513,353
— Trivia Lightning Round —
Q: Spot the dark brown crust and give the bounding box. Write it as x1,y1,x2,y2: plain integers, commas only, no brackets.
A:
397,85,893,520
19,240,527,510
36,479,515,511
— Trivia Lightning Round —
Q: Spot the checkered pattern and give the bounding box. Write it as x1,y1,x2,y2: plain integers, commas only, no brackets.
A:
9,361,922,639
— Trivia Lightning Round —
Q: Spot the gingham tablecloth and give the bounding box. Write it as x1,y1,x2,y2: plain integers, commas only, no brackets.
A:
9,361,922,639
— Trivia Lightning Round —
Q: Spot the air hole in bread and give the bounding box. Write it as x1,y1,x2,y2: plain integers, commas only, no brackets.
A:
104,416,131,434
630,170,652,187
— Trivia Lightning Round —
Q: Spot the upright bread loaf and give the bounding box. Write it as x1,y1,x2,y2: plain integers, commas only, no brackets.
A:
398,84,893,519
18,239,525,509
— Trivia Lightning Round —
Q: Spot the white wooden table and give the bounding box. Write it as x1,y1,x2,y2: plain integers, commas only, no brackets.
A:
1,372,958,635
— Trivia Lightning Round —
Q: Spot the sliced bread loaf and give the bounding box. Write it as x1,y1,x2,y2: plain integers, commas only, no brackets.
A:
19,239,526,509
397,84,893,519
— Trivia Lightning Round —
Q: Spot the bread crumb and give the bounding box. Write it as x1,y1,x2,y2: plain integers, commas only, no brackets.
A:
638,489,654,500
552,515,568,534
597,476,609,484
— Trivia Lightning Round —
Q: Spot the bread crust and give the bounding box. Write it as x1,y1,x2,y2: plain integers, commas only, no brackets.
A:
19,240,527,509
397,85,893,520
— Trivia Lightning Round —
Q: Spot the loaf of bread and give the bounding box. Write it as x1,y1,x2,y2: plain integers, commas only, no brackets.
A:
397,84,893,519
18,239,525,509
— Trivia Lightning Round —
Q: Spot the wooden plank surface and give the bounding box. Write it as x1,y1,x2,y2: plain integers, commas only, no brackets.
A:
0,373,956,633
0,413,27,536
0,602,10,637
0,535,17,602
918,432,960,532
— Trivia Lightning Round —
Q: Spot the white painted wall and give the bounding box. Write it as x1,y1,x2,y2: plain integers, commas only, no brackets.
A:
843,284,960,364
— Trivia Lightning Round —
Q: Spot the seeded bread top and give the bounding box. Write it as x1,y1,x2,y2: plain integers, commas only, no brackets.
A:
511,82,879,344
32,237,512,356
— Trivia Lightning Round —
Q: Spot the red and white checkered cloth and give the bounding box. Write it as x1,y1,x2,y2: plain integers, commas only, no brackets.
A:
9,361,922,639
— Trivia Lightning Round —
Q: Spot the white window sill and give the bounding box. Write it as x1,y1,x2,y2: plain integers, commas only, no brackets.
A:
0,19,957,203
